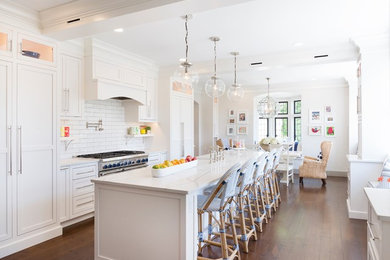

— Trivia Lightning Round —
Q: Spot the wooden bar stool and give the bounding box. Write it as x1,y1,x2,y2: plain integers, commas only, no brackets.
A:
230,158,258,253
250,153,268,232
197,163,241,260
272,147,283,207
263,152,277,218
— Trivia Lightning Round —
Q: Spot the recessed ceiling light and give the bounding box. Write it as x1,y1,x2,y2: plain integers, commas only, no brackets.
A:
293,42,303,47
311,77,317,81
114,28,124,33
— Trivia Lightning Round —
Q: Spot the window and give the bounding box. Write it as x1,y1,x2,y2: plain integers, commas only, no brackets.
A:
294,117,302,142
278,101,288,115
294,100,301,114
258,118,269,139
275,117,288,137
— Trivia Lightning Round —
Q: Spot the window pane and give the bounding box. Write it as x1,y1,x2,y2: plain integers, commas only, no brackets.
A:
275,118,288,137
294,100,301,114
258,118,268,139
294,117,302,142
278,102,288,114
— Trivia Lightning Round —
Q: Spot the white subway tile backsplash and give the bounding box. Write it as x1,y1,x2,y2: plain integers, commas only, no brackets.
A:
60,99,146,159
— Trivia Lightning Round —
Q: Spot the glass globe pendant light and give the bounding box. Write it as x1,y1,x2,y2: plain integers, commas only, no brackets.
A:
257,78,280,118
205,36,226,97
173,15,195,85
227,52,244,102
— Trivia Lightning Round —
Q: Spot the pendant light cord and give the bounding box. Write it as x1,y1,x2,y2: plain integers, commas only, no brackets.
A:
234,54,237,86
214,40,217,78
184,15,189,73
267,77,270,98
185,15,189,64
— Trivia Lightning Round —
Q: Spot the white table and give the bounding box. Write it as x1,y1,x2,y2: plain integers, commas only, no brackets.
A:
91,150,263,260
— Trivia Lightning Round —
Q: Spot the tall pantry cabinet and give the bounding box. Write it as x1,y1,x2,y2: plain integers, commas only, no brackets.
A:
0,26,58,258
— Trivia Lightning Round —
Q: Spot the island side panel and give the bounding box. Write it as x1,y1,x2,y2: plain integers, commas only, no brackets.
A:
94,183,195,260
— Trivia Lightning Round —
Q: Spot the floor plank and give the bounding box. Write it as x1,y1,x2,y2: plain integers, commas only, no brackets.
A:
2,176,366,260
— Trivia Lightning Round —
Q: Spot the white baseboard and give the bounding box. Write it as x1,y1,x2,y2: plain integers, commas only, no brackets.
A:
0,225,62,258
61,213,94,228
346,198,367,220
327,171,347,177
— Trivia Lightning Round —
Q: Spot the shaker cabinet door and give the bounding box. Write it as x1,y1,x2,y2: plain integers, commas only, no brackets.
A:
0,60,12,242
16,65,56,235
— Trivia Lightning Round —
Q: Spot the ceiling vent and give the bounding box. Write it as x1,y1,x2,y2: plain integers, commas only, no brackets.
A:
67,18,81,24
314,54,328,59
250,61,263,66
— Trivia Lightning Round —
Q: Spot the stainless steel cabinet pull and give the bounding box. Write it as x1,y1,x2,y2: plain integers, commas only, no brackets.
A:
18,126,22,174
8,126,12,175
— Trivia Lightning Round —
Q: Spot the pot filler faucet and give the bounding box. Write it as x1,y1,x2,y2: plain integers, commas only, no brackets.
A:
86,119,104,131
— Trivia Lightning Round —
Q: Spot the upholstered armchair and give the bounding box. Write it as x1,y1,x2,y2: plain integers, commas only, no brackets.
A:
299,141,332,185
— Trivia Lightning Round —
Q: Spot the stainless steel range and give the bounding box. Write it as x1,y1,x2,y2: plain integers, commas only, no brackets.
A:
77,150,149,176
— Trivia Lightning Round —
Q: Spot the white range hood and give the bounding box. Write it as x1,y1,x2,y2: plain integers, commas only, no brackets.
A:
87,78,146,105
84,39,156,105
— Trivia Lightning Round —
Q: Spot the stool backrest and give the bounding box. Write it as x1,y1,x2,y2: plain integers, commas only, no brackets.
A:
238,158,257,191
200,163,241,210
273,147,283,168
264,151,276,174
254,152,268,180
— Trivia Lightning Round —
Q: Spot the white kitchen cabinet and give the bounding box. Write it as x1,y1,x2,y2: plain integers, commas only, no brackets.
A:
148,151,168,165
346,155,382,219
0,60,12,242
0,26,13,58
365,188,390,260
170,95,194,159
58,167,70,222
139,76,157,122
60,54,82,117
70,163,97,219
17,33,56,67
16,64,57,235
57,162,98,225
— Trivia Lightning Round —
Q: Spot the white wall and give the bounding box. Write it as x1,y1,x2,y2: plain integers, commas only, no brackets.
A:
215,82,350,172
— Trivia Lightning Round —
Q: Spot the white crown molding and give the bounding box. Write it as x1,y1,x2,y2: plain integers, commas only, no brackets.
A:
0,0,40,32
40,0,180,31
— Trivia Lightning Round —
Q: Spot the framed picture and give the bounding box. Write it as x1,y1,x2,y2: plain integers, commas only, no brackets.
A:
237,110,248,124
227,125,236,136
325,116,334,123
325,126,335,137
325,105,332,113
309,125,323,136
229,109,235,117
228,118,235,124
309,109,322,123
237,125,248,135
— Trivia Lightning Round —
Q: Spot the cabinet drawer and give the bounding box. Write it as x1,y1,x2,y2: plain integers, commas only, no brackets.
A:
368,206,382,239
72,193,94,217
71,164,97,180
72,178,94,197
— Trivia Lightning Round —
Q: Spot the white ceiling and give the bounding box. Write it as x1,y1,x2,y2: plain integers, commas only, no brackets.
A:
94,0,389,66
12,0,74,11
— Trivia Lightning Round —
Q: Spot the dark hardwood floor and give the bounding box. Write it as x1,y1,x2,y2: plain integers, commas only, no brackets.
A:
2,176,366,260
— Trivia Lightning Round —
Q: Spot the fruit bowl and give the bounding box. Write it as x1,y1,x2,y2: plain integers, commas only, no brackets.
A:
151,158,198,178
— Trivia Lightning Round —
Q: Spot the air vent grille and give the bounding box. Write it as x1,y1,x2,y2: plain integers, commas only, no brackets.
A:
314,54,328,59
250,62,263,66
67,18,81,24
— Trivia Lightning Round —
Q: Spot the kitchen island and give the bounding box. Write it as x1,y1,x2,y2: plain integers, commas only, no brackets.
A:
91,149,263,260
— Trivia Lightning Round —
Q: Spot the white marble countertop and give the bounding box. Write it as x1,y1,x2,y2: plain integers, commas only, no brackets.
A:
364,187,390,221
92,149,263,194
60,157,99,167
